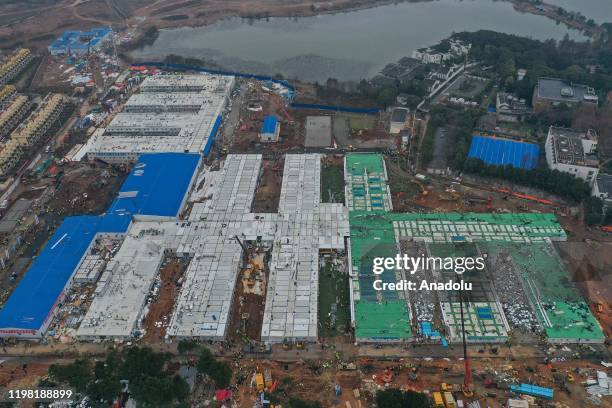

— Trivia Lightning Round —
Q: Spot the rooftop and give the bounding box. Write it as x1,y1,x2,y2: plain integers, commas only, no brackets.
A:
107,153,200,217
76,221,177,339
390,108,409,123
48,27,112,51
548,127,598,168
0,214,131,333
140,74,233,93
87,74,233,156
304,116,332,148
261,115,278,134
595,174,612,196
537,77,598,104
124,93,211,112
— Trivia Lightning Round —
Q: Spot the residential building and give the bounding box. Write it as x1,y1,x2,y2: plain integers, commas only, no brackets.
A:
496,92,530,122
412,39,470,65
0,95,31,138
545,126,599,185
0,85,17,109
0,94,65,176
0,49,33,85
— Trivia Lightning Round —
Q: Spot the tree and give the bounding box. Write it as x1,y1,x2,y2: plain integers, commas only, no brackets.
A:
375,389,431,408
48,359,92,393
196,347,215,373
208,361,232,389
196,347,233,389
177,339,199,354
47,347,191,408
286,397,323,408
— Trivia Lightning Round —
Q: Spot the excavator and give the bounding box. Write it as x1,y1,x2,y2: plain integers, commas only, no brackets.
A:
234,235,263,290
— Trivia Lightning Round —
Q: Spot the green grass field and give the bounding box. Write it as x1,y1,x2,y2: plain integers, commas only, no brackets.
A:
321,164,345,203
344,114,376,131
318,260,350,338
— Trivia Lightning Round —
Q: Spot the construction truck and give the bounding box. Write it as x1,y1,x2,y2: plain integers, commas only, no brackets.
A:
255,372,265,391
432,391,445,408
443,391,457,408
264,369,273,389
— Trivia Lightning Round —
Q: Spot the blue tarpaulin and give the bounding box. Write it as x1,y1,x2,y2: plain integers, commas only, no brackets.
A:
468,135,540,170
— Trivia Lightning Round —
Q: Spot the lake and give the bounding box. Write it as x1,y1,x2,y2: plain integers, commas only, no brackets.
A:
131,0,591,83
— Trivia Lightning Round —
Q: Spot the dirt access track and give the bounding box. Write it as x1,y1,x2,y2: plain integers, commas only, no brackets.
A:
2,0,423,50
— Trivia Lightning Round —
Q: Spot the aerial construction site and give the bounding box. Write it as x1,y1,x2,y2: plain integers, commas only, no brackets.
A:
0,67,609,408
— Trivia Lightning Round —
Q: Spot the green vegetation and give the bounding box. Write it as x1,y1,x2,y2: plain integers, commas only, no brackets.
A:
356,78,428,108
318,260,350,337
375,389,432,408
454,30,612,103
286,398,324,408
315,77,427,109
462,158,591,201
388,174,419,198
49,347,189,407
426,106,482,169
584,197,612,226
347,113,376,131
177,339,199,354
321,163,345,203
197,347,233,389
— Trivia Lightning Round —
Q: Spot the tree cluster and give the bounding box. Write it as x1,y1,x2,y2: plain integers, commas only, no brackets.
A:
196,347,233,389
375,389,432,408
462,158,591,201
49,347,189,408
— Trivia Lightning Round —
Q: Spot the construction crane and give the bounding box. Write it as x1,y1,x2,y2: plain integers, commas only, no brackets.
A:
458,284,473,397
234,235,249,259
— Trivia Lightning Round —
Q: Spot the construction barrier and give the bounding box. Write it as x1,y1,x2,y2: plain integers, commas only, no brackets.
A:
132,62,296,93
290,102,379,114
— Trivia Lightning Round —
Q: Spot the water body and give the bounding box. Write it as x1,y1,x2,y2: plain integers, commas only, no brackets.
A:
545,0,612,24
132,0,588,83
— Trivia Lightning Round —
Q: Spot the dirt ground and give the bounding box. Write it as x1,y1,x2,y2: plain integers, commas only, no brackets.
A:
46,162,127,216
227,250,270,342
227,353,612,408
231,96,303,153
251,158,283,213
0,360,52,390
143,257,187,343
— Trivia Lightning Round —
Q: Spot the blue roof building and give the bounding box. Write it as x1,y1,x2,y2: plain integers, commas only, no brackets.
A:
468,135,540,170
48,27,112,56
108,153,201,217
260,115,280,142
0,214,131,337
0,153,200,338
